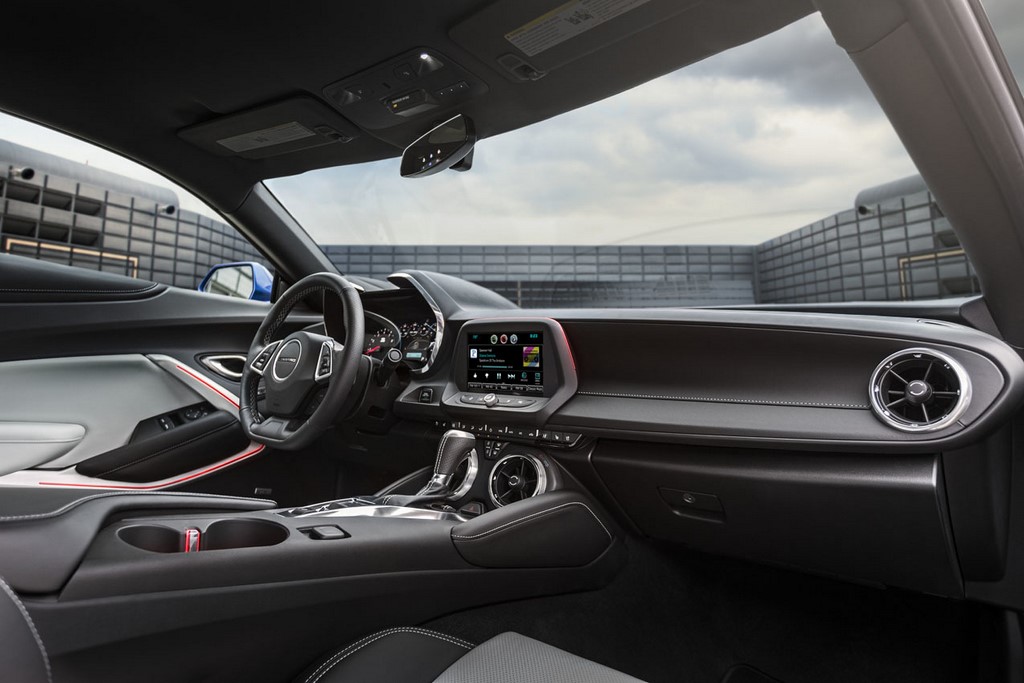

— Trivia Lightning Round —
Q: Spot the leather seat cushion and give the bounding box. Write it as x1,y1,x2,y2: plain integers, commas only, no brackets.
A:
294,628,473,683
297,628,644,683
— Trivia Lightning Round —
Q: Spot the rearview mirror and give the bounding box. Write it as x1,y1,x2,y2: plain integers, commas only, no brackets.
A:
400,114,476,178
199,262,273,302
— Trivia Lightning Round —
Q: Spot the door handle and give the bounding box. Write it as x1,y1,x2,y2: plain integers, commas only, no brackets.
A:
199,354,247,380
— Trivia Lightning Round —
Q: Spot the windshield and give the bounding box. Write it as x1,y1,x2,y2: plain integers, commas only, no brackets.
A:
267,5,1021,308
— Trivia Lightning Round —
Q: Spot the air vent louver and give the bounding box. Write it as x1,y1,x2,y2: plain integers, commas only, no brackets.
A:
869,348,971,432
488,454,547,507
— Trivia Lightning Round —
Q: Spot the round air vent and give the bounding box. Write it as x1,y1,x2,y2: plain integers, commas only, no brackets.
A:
448,450,479,500
488,453,548,507
869,348,971,432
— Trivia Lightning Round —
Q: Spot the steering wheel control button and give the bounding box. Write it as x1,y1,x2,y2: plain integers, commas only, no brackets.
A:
303,525,350,540
483,393,498,407
250,340,282,375
315,341,334,381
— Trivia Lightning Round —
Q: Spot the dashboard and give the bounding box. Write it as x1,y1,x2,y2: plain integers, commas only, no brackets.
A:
359,270,1024,605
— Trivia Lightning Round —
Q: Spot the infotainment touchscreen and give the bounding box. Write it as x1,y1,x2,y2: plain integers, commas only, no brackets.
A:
467,331,544,394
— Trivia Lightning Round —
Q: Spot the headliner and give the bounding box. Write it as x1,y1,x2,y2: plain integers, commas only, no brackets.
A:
2,0,813,212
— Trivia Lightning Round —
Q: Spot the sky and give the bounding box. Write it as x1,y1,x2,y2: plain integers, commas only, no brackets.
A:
2,1,1022,247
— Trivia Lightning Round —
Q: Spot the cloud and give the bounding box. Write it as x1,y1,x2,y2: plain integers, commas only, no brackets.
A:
4,1,1023,250
269,13,921,245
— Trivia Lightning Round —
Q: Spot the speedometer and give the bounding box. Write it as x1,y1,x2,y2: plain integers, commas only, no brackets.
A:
364,327,398,356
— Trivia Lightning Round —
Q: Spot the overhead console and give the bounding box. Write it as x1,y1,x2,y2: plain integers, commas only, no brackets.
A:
323,48,489,130
441,317,577,423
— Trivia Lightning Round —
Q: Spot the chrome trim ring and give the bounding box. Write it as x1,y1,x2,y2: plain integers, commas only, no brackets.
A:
868,347,972,433
488,453,548,507
449,449,479,501
271,339,303,382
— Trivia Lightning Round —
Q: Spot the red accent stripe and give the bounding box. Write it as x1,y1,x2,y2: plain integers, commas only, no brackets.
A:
38,361,261,490
173,364,241,408
38,444,265,490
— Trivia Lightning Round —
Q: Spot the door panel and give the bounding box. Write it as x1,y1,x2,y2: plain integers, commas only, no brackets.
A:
0,256,320,488
0,355,200,468
0,422,85,475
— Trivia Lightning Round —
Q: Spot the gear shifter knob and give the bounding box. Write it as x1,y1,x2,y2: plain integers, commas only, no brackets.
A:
420,429,476,496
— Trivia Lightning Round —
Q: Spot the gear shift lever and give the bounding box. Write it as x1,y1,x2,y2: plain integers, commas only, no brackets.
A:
368,429,477,508
418,429,477,497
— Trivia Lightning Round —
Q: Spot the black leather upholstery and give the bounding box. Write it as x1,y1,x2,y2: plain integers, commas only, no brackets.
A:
451,491,614,568
0,576,51,683
75,410,249,481
298,629,645,683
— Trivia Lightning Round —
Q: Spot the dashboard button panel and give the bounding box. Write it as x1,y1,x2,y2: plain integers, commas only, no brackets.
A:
445,419,581,448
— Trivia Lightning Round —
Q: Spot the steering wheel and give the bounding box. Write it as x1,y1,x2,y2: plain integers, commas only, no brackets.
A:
239,272,364,450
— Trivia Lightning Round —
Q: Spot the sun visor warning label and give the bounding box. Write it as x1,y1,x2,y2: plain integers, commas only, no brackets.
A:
217,122,315,153
504,0,651,57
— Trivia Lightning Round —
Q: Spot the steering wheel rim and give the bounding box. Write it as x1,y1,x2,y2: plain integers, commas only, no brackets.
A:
239,272,364,450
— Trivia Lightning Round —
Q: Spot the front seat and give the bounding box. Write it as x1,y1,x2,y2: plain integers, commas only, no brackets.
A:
0,577,643,683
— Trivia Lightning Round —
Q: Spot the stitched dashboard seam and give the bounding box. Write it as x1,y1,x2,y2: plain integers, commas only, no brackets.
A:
577,390,869,409
0,284,158,294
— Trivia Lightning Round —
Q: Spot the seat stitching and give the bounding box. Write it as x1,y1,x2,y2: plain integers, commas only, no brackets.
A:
0,576,52,683
305,627,472,683
433,432,451,474
451,501,612,541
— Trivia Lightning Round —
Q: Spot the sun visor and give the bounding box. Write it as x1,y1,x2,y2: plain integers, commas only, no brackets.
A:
178,97,362,159
451,0,702,82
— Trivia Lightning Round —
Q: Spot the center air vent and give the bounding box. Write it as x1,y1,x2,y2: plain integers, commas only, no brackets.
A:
488,454,547,507
869,348,971,432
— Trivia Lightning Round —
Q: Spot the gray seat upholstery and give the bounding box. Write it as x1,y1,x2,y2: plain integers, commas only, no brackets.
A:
299,628,645,683
0,575,641,683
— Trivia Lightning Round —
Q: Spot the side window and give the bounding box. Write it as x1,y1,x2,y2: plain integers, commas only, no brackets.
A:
0,114,269,290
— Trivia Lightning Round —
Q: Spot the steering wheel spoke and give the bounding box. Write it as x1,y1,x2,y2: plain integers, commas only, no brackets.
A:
238,273,365,450
248,339,283,376
249,416,299,441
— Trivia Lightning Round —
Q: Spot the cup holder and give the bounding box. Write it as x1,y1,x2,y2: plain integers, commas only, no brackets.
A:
203,519,288,550
118,525,183,553
118,519,288,553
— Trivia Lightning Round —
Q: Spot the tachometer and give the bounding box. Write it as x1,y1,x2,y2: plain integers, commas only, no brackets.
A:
364,327,399,356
